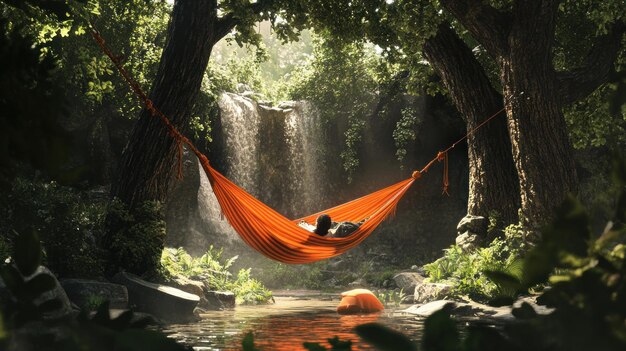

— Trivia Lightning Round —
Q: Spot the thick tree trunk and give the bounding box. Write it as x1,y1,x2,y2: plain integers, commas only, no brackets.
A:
111,0,218,207
423,24,520,231
104,0,219,276
499,1,577,231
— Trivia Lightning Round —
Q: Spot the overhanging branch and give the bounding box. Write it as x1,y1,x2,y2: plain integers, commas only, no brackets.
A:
558,22,626,105
439,0,511,58
213,0,275,43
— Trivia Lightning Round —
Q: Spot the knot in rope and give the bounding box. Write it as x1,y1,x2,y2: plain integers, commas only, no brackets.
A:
437,151,446,161
411,170,421,179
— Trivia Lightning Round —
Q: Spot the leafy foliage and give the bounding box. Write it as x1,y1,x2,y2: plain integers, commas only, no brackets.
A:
0,178,105,278
423,224,530,300
160,247,272,305
104,199,166,277
287,36,385,179
373,288,408,307
0,230,189,351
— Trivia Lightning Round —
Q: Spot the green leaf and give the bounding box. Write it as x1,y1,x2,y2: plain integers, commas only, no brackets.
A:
462,325,509,351
487,296,515,307
327,336,352,350
14,230,41,276
110,310,134,330
355,323,417,351
522,246,556,288
421,304,461,351
242,331,259,351
483,270,522,293
92,301,111,324
511,302,538,320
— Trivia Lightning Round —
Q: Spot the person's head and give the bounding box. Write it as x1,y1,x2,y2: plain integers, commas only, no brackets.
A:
314,214,332,236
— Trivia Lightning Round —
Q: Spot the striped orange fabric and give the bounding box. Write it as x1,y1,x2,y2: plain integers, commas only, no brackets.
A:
199,155,417,264
91,29,503,265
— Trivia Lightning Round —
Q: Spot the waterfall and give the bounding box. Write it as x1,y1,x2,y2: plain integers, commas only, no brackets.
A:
216,92,261,195
283,101,327,216
185,92,328,248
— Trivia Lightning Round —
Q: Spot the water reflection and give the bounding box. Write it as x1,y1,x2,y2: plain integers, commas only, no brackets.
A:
164,297,424,351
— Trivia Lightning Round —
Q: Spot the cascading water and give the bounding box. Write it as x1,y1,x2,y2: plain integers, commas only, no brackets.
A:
185,92,328,248
283,101,328,216
216,92,262,196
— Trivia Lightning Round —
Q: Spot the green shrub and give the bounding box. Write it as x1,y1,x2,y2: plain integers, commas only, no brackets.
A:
160,247,273,305
423,224,530,300
104,199,166,277
0,178,105,278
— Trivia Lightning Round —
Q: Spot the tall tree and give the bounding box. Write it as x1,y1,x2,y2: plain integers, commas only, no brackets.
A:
423,23,519,232
288,0,625,232
440,0,625,230
106,0,279,275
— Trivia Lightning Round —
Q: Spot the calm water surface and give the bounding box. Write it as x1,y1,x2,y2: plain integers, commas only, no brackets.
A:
164,295,425,351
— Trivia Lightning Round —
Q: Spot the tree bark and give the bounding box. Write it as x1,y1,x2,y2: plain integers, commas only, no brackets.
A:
423,24,520,231
111,0,219,207
498,1,577,230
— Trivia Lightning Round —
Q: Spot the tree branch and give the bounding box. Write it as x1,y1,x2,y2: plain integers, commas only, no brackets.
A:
558,22,626,105
439,0,511,58
213,0,275,43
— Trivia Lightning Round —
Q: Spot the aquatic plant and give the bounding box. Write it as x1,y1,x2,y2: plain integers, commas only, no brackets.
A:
374,288,408,307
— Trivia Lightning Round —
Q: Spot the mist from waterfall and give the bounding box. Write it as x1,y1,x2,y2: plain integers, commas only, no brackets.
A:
284,101,327,216
193,92,328,245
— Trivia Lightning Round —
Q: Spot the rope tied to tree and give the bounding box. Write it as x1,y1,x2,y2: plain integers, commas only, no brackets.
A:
90,26,506,197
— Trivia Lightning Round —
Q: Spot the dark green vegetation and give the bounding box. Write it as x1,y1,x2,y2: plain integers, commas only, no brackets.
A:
0,231,189,351
1,0,626,350
246,157,626,351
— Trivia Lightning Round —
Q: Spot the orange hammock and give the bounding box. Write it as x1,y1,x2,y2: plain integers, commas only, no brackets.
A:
92,30,504,264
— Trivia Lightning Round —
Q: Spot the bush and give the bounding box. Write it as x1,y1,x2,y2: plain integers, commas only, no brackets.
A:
104,199,166,277
423,224,530,300
160,247,273,305
0,178,105,278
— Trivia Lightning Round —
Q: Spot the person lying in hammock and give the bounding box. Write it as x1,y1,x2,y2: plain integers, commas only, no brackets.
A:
298,214,365,238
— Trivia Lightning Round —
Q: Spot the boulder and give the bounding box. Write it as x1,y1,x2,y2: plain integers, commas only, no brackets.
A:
456,214,488,236
392,272,425,296
28,266,74,320
112,272,200,323
413,282,453,304
169,276,205,297
201,291,236,310
60,279,128,309
1,266,73,320
456,231,483,252
403,300,513,321
348,278,367,287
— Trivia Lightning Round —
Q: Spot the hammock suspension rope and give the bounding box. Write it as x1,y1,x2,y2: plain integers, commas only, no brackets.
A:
91,28,506,263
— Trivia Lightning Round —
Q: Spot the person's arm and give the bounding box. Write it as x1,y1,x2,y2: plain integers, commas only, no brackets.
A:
298,221,316,232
